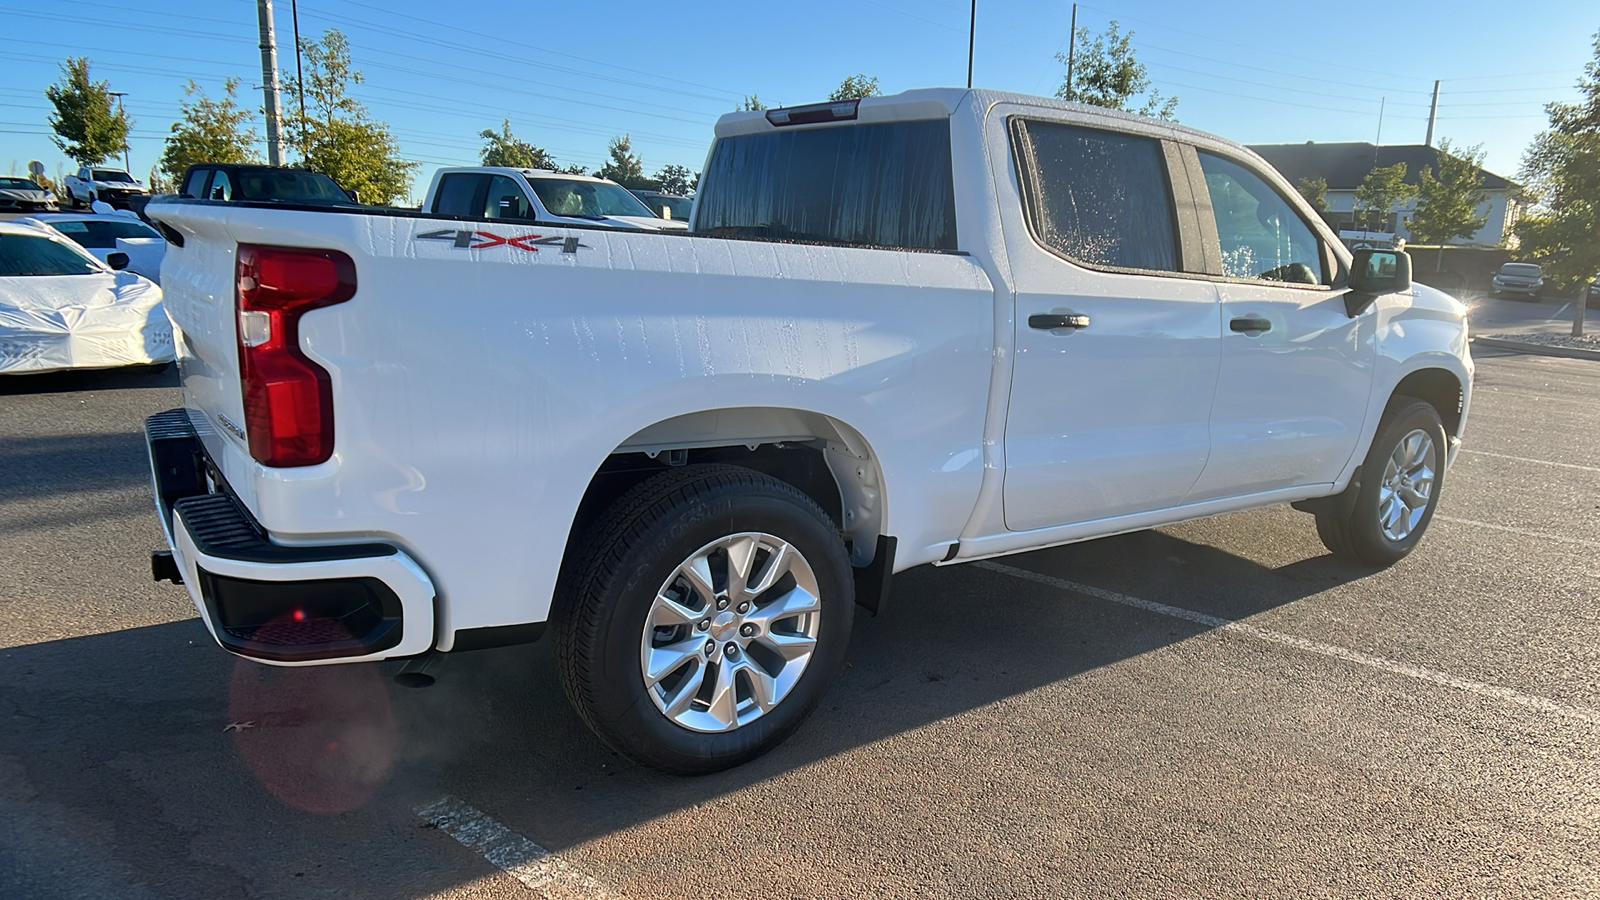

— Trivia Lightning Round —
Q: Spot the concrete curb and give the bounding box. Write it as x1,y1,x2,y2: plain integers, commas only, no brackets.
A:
1471,336,1600,361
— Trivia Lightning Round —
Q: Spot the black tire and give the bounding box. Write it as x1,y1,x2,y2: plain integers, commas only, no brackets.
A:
1312,396,1447,566
552,464,854,774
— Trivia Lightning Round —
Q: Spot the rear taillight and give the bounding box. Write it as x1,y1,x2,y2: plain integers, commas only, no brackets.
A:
235,244,356,467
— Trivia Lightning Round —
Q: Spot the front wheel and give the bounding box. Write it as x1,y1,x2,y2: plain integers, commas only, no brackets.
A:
1311,396,1447,566
553,464,854,774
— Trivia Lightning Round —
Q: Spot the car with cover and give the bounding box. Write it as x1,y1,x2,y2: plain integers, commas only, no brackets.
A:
0,221,173,374
142,88,1473,774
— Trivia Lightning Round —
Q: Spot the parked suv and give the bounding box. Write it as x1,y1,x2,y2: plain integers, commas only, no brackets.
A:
1491,262,1544,299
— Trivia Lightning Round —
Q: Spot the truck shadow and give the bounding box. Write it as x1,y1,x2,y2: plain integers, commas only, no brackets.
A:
0,364,177,396
0,525,1378,897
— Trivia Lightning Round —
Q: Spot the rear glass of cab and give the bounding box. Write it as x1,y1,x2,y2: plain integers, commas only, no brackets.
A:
695,119,957,252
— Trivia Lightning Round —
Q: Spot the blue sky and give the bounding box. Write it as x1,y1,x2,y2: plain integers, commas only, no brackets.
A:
4,0,1594,201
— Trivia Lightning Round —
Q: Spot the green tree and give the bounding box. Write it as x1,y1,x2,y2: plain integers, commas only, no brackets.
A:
829,74,880,101
1295,176,1328,213
479,119,554,169
1353,162,1415,232
283,29,417,205
595,134,652,189
1517,29,1600,289
45,57,131,165
159,78,260,183
148,166,173,194
739,94,768,111
1404,139,1489,245
559,163,588,176
654,163,694,195
1055,21,1177,120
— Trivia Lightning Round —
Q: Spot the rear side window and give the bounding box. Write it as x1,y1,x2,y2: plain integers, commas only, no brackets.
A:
1012,120,1179,272
695,119,957,251
433,174,483,217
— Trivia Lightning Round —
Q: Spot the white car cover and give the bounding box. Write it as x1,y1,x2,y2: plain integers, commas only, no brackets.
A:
0,234,175,374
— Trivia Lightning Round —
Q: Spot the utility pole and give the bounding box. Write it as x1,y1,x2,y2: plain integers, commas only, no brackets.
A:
1065,3,1078,100
291,0,306,156
967,0,976,89
1425,80,1440,147
1375,97,1385,148
256,0,285,166
108,91,130,172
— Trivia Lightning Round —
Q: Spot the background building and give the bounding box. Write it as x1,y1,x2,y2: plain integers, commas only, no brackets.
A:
1248,142,1522,246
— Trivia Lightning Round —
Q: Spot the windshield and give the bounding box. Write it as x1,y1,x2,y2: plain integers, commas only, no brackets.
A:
90,170,135,183
0,177,38,191
0,233,102,276
527,178,654,219
1501,263,1541,277
235,169,350,203
47,219,160,249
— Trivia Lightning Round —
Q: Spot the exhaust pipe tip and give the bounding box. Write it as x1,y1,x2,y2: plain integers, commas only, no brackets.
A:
394,650,440,688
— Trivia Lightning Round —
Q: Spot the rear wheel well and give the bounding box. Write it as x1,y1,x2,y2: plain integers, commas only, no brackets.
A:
1391,368,1463,437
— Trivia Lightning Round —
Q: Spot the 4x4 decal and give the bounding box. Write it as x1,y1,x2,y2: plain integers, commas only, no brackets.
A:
417,229,587,254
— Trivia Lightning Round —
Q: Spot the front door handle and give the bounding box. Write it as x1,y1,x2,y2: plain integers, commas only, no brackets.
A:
1029,313,1091,331
1230,315,1272,334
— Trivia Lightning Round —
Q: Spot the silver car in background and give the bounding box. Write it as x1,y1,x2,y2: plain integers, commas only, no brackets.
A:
1491,262,1544,299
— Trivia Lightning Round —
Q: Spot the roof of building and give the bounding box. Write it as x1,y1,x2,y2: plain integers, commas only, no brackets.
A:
1245,142,1518,192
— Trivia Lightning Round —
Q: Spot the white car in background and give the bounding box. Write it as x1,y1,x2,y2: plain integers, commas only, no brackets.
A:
16,211,166,284
0,221,173,374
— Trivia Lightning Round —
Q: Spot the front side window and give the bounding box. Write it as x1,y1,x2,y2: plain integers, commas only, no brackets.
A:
207,171,233,202
1012,120,1179,272
695,119,957,250
0,234,101,276
1197,152,1324,285
526,179,654,219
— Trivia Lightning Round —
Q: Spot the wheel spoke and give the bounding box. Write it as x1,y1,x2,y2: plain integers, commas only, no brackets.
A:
738,660,779,712
680,555,717,607
745,585,821,630
659,659,707,716
724,535,760,600
650,593,701,627
745,540,792,598
703,659,738,728
755,630,817,661
645,637,704,686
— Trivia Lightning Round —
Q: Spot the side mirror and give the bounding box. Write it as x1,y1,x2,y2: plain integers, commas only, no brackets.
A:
345,189,360,203
1343,248,1412,317
106,251,130,271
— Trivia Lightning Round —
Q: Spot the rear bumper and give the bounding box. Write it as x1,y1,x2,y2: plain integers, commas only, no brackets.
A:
145,408,437,665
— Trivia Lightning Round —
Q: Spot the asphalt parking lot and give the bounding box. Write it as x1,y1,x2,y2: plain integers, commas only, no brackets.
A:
2,347,1597,899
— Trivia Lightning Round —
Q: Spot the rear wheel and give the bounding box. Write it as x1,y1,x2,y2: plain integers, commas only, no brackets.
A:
1311,396,1447,566
553,464,853,774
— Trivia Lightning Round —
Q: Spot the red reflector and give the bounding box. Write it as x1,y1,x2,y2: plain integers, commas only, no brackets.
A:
236,245,356,467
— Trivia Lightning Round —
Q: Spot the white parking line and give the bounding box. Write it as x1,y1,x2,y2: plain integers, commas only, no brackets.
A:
417,797,619,899
1458,448,1600,473
1435,515,1600,549
975,561,1600,725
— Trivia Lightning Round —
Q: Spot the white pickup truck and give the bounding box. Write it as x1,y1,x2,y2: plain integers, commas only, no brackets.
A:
420,166,687,231
63,165,149,209
144,89,1472,773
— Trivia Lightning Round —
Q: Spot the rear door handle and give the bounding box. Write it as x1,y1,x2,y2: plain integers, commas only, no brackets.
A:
1029,313,1091,331
1230,315,1272,334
